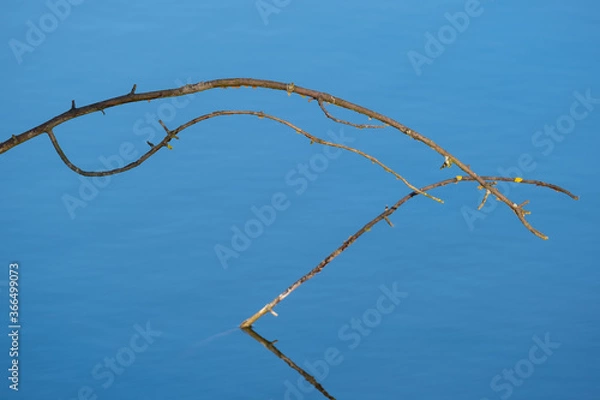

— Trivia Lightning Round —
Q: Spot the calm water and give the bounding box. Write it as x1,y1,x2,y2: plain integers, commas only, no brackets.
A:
1,1,599,399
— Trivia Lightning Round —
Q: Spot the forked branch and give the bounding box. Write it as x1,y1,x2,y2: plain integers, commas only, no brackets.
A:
2,78,579,330
1,78,556,239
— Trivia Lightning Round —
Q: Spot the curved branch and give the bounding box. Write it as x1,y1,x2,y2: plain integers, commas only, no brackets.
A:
1,77,552,238
45,110,441,203
240,175,578,327
169,111,442,203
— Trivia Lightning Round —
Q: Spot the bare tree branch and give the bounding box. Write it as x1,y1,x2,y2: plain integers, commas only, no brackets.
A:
3,77,580,331
45,110,442,203
0,78,558,239
240,175,578,327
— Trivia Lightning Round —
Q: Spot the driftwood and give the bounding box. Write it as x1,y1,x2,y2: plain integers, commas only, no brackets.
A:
1,78,578,328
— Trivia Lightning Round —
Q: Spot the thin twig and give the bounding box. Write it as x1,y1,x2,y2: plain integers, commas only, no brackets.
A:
170,111,441,202
45,110,442,203
478,189,491,210
239,175,577,327
317,97,387,129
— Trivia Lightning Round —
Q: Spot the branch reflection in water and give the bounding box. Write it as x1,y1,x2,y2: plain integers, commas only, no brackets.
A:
242,327,337,400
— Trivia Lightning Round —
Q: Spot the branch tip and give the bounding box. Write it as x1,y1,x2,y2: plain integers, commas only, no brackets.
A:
384,216,394,227
478,189,491,210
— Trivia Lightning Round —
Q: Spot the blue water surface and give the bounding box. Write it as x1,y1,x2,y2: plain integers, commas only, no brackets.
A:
1,1,599,399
